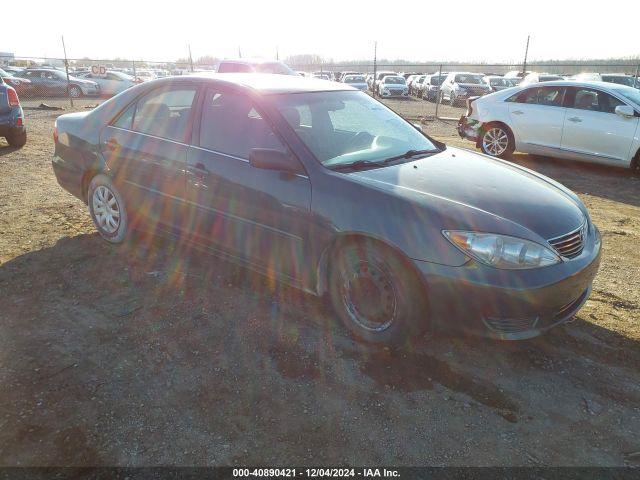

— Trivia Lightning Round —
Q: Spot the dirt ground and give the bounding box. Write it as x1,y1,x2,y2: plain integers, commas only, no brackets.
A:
0,97,639,466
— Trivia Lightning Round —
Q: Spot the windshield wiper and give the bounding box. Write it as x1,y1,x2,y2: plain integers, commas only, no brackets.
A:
382,149,437,163
329,149,438,172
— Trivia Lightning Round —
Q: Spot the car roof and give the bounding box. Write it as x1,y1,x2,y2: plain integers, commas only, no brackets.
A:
519,80,633,90
183,72,355,94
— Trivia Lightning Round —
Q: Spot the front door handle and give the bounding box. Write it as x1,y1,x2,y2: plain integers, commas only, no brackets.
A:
512,110,524,115
104,138,119,151
568,117,583,123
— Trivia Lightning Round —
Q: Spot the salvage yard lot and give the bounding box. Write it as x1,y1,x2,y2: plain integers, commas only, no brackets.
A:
0,97,639,466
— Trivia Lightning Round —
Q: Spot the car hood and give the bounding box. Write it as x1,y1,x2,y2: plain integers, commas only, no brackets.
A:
347,147,586,242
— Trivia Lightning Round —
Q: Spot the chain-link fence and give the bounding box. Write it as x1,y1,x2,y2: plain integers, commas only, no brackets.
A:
289,62,640,122
2,54,639,121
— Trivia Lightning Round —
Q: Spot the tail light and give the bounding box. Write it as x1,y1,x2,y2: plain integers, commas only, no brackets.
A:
7,87,20,107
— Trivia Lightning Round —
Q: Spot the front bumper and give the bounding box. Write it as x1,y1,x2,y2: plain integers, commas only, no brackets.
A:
380,90,409,98
412,225,602,340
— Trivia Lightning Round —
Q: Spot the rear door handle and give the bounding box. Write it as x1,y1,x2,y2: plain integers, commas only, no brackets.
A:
191,162,209,179
568,117,583,123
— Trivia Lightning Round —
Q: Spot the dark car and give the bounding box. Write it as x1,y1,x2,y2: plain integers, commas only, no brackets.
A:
16,68,99,98
217,59,296,75
52,73,601,345
0,78,26,147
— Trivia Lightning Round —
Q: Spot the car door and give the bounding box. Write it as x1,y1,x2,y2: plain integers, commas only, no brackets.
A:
185,86,312,280
507,85,567,153
100,83,198,230
560,86,638,164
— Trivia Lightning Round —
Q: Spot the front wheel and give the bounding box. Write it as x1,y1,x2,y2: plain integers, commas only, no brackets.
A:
328,241,428,345
88,174,128,243
480,124,515,158
68,85,82,98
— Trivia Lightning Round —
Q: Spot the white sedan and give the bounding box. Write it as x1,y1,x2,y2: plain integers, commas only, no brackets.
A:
458,81,640,171
77,70,137,96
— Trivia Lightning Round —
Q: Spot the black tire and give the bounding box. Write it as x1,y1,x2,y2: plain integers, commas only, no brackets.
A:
6,131,26,148
68,85,82,98
328,240,428,346
87,174,128,244
631,151,640,174
480,123,515,159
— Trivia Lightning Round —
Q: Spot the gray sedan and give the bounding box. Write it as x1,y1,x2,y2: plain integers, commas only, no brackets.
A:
51,74,601,345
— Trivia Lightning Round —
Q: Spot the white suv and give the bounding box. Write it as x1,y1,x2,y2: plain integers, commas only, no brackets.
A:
440,72,492,106
458,81,640,171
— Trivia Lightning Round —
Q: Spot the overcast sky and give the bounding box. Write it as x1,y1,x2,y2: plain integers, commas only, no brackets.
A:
4,0,639,63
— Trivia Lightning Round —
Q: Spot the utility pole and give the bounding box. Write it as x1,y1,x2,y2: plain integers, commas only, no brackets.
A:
634,64,639,89
238,46,242,58
188,44,194,72
61,35,73,108
373,41,377,98
522,35,530,76
276,46,279,60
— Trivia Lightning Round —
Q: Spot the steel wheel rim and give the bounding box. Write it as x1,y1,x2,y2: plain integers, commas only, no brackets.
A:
92,185,120,234
483,128,509,156
340,260,397,332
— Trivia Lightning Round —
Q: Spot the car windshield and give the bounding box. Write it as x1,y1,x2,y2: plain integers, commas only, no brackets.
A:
454,74,483,84
273,90,438,169
431,76,445,85
614,87,640,106
384,77,405,85
344,76,365,83
603,76,635,87
489,78,507,86
256,62,296,75
0,68,9,77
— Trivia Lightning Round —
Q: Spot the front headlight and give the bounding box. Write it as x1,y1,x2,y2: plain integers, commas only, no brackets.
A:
443,231,561,269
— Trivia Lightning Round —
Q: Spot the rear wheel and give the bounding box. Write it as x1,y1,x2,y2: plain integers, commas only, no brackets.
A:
5,131,26,148
88,174,128,243
480,124,515,158
328,240,428,345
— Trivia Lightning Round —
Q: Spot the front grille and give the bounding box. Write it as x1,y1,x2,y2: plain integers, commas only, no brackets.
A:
465,87,489,96
483,316,539,334
548,223,587,259
553,289,589,321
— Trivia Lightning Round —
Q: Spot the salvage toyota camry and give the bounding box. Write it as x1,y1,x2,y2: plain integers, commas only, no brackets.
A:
52,73,601,345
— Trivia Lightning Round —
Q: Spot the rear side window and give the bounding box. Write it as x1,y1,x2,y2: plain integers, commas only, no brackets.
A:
129,87,197,142
199,89,286,158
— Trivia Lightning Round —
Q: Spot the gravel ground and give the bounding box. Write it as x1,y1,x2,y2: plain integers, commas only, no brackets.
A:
0,97,639,466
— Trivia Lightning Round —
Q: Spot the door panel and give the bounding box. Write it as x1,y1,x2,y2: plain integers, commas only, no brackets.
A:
101,126,187,229
508,86,566,150
186,87,312,280
186,147,311,278
560,87,638,164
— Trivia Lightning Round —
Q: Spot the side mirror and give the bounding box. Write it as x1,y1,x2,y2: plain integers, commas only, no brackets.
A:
615,105,635,118
249,148,304,175
412,123,423,132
